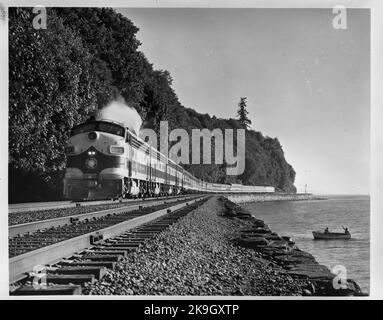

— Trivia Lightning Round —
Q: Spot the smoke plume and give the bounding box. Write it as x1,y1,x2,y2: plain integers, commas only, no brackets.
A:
97,98,142,135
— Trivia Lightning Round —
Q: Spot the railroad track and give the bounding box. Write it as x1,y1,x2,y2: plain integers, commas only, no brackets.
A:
9,195,198,238
9,194,193,214
9,195,209,294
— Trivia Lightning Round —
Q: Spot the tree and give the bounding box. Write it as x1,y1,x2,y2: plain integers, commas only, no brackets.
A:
142,69,178,133
236,97,252,129
9,8,97,173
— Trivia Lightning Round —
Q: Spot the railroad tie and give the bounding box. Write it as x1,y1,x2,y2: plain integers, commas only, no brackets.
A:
84,249,128,257
75,254,123,262
53,266,106,280
94,245,139,252
45,274,96,285
59,261,117,269
12,285,82,296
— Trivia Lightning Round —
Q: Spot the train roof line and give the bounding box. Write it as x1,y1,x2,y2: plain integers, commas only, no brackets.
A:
125,127,192,177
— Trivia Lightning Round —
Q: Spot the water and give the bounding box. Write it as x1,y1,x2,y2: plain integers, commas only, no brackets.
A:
243,195,370,293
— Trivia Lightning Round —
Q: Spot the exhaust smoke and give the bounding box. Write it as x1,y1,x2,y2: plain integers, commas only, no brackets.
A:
97,98,142,135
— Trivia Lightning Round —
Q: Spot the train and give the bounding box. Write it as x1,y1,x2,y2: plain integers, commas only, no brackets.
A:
63,118,275,200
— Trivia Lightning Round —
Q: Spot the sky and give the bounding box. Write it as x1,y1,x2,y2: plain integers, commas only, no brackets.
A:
116,8,370,195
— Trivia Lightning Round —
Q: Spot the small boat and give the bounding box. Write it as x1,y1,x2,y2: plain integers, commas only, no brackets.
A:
312,231,351,240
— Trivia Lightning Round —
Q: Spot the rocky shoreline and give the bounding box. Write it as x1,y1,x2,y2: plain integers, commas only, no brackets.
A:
227,193,318,204
83,196,365,296
222,197,365,296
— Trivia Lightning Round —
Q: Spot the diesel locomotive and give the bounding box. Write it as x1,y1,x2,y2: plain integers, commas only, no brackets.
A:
63,118,275,200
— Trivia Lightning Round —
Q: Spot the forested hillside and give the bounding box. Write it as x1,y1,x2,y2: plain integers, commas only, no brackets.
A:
9,7,296,203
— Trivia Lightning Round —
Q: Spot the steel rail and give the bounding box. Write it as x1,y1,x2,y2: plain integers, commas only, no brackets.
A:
9,195,200,238
9,194,193,213
9,196,207,283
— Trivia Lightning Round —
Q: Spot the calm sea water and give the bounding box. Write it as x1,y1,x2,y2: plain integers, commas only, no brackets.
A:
243,195,370,293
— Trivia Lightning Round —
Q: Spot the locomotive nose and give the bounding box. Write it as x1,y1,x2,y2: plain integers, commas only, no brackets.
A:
88,131,98,140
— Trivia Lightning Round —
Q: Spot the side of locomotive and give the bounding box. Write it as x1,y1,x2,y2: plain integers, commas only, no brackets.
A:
63,119,275,200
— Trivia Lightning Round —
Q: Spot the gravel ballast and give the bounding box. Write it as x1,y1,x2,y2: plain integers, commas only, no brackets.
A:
9,203,131,225
83,196,311,296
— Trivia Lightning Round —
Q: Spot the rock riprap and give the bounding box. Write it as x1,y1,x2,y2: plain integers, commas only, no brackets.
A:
221,197,365,296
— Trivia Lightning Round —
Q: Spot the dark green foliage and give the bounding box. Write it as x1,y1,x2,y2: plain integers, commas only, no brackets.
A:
236,97,252,129
9,8,97,173
241,132,296,192
143,70,177,132
168,107,297,192
54,8,151,112
9,7,296,202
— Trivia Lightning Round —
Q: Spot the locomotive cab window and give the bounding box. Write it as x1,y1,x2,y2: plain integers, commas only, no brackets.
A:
71,121,125,137
98,122,125,137
71,123,97,136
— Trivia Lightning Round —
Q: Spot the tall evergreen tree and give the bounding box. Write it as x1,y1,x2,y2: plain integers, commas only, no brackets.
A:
236,97,252,129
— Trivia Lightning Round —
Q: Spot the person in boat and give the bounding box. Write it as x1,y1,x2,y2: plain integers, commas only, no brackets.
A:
324,227,329,234
344,227,350,235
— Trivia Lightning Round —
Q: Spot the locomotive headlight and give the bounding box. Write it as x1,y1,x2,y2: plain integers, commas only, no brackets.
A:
85,158,98,169
109,146,125,155
87,150,96,156
88,131,98,140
